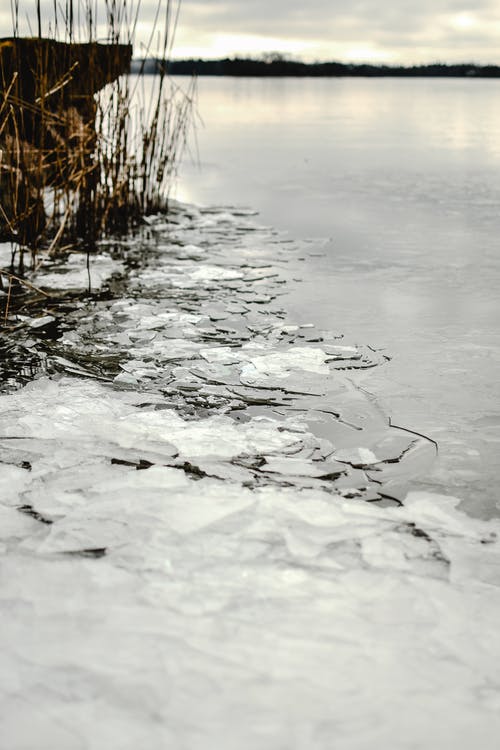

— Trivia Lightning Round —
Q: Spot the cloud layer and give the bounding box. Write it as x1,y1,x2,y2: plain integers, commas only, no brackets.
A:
2,1,500,63
172,0,500,63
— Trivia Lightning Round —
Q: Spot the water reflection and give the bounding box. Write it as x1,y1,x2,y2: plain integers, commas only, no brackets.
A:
174,76,500,517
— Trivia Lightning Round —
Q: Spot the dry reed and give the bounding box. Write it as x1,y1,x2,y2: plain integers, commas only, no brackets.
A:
0,0,194,275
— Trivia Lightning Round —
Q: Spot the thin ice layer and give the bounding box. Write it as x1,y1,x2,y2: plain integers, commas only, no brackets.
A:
1,202,499,749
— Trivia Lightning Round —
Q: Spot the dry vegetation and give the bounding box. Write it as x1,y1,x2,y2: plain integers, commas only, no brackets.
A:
0,0,194,280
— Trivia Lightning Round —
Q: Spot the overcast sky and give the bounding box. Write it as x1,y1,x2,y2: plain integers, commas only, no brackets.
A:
168,0,500,64
3,1,500,64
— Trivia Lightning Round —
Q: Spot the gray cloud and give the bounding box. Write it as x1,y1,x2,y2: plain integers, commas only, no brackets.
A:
2,1,499,63
173,0,500,62
177,0,491,32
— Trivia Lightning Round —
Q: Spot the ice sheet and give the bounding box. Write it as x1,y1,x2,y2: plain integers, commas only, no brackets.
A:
1,377,499,749
1,203,499,749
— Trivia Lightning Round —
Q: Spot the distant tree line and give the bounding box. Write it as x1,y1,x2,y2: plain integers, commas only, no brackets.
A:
131,57,500,78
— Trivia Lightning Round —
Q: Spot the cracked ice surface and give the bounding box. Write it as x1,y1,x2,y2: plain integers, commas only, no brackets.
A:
1,203,500,749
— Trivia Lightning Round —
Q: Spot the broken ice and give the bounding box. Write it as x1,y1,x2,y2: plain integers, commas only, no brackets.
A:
1,202,500,749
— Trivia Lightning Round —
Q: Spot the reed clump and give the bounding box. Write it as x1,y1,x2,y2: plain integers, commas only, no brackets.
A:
0,0,194,278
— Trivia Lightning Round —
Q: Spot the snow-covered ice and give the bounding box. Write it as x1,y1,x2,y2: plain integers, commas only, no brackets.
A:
1,203,500,749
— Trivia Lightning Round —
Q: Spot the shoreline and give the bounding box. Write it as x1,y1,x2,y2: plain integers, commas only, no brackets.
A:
134,58,500,79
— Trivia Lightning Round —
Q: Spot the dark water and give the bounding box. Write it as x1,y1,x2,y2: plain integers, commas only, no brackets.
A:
174,76,500,517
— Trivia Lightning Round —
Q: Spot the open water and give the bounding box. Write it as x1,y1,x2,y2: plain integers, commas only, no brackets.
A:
176,76,500,517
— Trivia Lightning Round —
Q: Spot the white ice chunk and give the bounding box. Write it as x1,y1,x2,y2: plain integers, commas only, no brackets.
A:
0,465,33,506
32,253,124,291
244,347,329,378
28,315,56,329
187,265,244,282
0,242,15,267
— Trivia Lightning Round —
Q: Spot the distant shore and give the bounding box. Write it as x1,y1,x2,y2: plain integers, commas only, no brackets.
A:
132,57,500,78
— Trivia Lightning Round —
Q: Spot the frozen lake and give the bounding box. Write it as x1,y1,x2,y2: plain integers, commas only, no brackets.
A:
2,76,500,748
2,205,500,749
176,76,500,517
